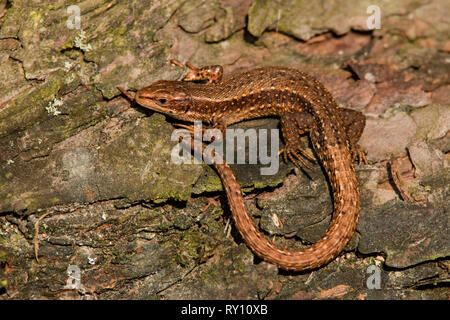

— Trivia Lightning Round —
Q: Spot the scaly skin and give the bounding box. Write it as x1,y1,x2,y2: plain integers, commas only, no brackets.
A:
123,63,366,271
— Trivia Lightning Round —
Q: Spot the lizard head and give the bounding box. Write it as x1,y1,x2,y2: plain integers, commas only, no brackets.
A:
135,80,193,120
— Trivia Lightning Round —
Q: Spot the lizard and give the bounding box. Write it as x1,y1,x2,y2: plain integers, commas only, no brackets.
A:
118,61,366,271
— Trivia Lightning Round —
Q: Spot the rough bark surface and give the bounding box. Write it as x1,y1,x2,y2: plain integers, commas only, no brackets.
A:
0,0,449,299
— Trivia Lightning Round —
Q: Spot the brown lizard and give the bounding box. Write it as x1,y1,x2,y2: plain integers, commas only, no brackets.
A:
119,61,366,271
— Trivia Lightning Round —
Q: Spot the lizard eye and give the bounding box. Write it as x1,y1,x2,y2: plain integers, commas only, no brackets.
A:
156,98,167,105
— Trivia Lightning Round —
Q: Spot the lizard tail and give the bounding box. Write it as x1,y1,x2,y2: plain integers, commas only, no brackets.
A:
213,144,360,272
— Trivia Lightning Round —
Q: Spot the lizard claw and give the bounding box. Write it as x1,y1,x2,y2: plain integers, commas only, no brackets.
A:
280,143,316,170
350,144,368,164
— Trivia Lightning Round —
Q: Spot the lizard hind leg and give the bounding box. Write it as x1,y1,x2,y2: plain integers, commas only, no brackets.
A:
338,108,367,164
170,59,223,84
279,112,317,169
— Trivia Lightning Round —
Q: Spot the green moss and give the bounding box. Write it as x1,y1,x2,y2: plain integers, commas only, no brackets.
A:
23,198,39,211
109,253,128,265
247,0,278,37
29,11,42,22
174,231,203,265
118,24,127,35
0,250,7,261
149,186,192,204
61,40,75,51
253,182,265,189
134,209,154,222
0,76,62,137
113,38,126,47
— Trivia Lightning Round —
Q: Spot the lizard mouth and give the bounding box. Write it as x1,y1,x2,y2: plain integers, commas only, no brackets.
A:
135,92,174,113
135,95,191,119
135,88,191,116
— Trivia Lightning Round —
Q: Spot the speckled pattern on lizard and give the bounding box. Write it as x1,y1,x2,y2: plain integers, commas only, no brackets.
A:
119,61,366,271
